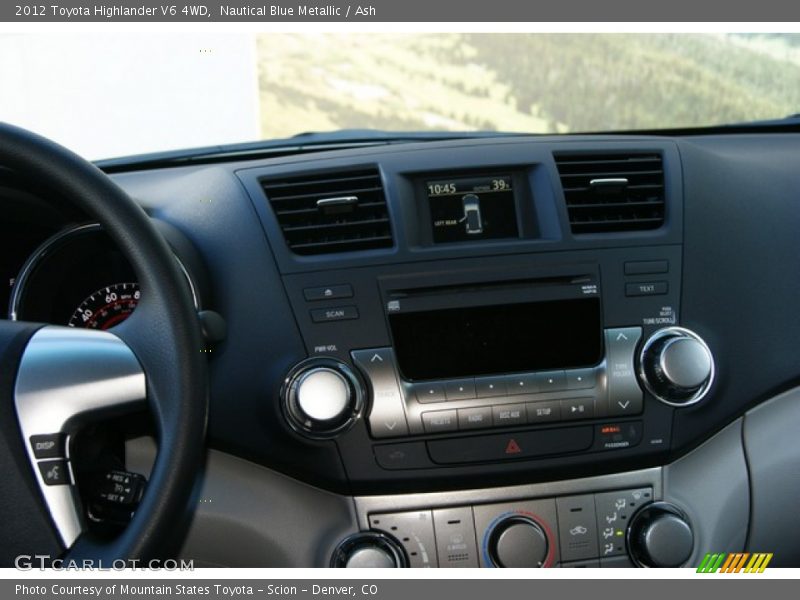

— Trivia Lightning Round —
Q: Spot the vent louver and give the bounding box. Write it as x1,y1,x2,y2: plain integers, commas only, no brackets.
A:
555,153,665,234
262,168,393,255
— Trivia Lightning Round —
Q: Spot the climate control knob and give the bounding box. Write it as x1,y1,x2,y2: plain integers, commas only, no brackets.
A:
330,532,408,568
639,327,714,406
487,515,550,568
627,502,694,568
282,358,364,439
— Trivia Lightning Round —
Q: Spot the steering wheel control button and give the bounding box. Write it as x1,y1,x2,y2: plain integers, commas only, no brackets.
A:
488,516,549,568
639,327,714,407
557,495,599,562
97,470,146,505
433,507,479,567
30,433,66,459
605,327,644,416
37,460,70,486
309,305,359,323
422,409,458,433
594,488,652,557
331,532,408,568
303,284,353,302
352,348,410,438
282,358,365,439
627,502,693,568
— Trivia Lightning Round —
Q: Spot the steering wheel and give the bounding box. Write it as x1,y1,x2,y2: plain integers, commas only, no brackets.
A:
0,123,208,566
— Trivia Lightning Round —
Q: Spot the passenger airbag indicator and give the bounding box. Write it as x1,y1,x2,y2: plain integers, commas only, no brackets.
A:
427,175,519,243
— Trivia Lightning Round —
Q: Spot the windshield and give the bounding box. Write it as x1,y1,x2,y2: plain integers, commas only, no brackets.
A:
1,32,799,159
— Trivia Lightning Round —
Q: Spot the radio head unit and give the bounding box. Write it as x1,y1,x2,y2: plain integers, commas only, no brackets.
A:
343,265,644,443
388,284,603,381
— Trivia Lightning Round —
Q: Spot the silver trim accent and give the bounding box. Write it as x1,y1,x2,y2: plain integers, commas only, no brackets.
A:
316,196,358,208
638,326,715,408
15,326,146,547
589,178,629,188
354,467,662,530
9,223,199,321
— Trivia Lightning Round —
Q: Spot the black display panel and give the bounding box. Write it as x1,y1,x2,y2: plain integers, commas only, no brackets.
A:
427,175,519,243
389,298,602,380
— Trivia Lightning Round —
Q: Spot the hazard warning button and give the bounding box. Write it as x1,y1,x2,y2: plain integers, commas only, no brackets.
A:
426,426,593,464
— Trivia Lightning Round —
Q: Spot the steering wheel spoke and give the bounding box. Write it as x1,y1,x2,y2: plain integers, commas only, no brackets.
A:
15,326,146,548
1,122,206,565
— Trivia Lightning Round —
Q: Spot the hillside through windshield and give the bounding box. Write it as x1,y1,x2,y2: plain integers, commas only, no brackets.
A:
1,32,799,159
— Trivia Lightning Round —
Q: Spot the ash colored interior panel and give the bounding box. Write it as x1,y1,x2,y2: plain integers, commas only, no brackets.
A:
126,438,357,567
743,387,800,566
663,418,749,565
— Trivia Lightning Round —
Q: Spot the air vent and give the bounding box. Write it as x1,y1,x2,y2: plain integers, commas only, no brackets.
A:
262,168,393,255
555,153,665,234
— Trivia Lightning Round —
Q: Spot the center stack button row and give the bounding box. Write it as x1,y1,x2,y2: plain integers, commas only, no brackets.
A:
414,369,597,403
421,399,594,434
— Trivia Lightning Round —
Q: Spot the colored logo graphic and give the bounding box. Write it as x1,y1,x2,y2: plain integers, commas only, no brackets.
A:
696,553,773,573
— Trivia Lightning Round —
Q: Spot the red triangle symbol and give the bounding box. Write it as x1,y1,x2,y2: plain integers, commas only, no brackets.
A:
505,438,522,454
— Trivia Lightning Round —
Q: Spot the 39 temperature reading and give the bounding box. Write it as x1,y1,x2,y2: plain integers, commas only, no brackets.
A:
426,174,519,243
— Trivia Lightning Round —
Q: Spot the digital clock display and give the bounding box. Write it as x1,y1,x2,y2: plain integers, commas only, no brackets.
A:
426,174,519,243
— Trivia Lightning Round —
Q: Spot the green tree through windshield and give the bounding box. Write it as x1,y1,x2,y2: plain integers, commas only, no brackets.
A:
258,33,800,138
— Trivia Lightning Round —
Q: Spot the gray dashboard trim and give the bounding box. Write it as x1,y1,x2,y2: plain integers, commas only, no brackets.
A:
742,386,800,566
126,438,358,568
662,417,749,567
353,468,663,531
141,388,793,567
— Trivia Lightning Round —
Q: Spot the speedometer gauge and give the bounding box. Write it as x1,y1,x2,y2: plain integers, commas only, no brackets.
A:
68,282,140,330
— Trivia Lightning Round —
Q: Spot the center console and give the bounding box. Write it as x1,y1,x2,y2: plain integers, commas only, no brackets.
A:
277,241,713,493
240,141,717,567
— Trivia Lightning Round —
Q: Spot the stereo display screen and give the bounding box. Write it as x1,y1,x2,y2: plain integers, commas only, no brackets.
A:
389,298,602,380
427,175,519,243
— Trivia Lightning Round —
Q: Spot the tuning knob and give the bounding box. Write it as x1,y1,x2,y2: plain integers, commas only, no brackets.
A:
627,502,694,568
638,327,714,406
487,515,550,568
330,532,408,568
282,358,364,439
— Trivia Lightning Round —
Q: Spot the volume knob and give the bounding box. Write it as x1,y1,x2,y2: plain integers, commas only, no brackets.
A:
639,327,714,407
282,358,364,439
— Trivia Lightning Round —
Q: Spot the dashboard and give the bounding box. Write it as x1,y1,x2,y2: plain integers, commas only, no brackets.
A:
4,132,800,568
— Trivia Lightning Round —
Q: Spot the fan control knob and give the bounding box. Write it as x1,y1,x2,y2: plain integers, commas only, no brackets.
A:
487,515,550,568
627,502,694,568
